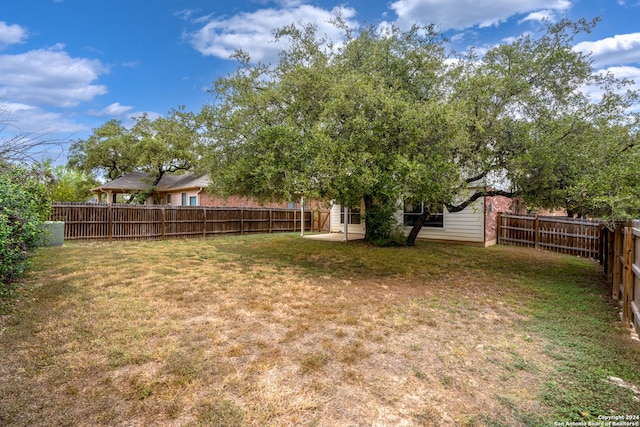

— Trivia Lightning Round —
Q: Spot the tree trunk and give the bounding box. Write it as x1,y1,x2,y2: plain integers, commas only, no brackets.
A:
406,210,429,246
152,169,165,186
364,194,374,242
405,190,515,246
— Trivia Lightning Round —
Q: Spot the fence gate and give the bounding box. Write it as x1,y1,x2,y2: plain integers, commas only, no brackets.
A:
314,209,331,232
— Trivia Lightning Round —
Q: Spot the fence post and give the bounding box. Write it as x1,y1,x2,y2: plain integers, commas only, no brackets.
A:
240,208,244,235
203,207,207,238
269,209,272,233
344,206,349,243
623,227,634,327
607,227,614,282
599,225,605,266
613,226,622,300
496,213,502,245
534,216,540,250
108,205,113,242
161,207,165,241
300,196,304,237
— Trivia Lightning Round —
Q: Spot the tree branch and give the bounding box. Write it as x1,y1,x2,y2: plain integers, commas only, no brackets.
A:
446,189,514,213
465,171,488,184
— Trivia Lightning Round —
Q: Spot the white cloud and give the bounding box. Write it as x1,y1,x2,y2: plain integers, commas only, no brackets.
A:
603,65,640,81
274,0,305,7
122,60,140,68
502,34,528,44
518,10,555,24
1,102,86,135
377,21,395,38
188,4,358,63
450,32,465,43
87,102,133,117
0,44,110,145
574,33,640,68
0,22,28,47
0,44,108,108
389,0,570,30
174,8,199,21
579,66,640,113
600,66,640,110
133,111,162,121
122,110,162,130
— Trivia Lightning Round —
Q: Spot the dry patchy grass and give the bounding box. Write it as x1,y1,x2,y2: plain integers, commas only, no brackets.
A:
0,234,638,426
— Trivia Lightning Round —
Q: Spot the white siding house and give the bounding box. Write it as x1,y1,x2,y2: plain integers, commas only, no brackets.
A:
329,196,504,246
401,199,484,244
329,202,366,235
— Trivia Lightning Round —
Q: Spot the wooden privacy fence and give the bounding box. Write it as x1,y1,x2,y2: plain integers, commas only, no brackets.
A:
602,223,640,333
49,203,316,241
497,214,601,259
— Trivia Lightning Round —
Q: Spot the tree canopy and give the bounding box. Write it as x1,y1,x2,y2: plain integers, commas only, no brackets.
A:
48,164,100,202
68,119,137,182
68,107,203,188
202,17,639,242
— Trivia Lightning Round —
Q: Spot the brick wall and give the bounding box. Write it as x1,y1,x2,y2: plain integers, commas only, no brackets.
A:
199,193,291,209
484,195,518,244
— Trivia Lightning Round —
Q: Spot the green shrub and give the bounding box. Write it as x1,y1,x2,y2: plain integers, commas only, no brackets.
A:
0,163,51,294
365,201,406,247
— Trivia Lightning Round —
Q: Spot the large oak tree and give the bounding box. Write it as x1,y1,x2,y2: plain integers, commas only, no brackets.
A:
203,18,639,243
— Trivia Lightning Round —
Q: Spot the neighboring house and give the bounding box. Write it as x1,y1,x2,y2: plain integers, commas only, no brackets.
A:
91,172,296,209
330,194,518,246
92,172,209,206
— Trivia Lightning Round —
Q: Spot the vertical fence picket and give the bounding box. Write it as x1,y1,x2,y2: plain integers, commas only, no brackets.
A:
633,227,640,333
623,228,634,327
614,226,623,300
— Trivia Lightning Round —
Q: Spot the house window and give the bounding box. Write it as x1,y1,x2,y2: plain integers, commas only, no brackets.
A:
340,206,361,224
181,192,187,206
404,201,444,228
189,196,197,206
166,194,172,205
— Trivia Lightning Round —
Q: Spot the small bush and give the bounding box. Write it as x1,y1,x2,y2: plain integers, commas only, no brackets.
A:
365,202,406,247
0,162,50,294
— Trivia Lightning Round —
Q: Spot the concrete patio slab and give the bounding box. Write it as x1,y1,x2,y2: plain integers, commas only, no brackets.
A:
303,232,365,242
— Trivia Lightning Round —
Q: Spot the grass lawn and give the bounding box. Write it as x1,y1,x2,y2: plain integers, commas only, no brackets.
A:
1,233,639,426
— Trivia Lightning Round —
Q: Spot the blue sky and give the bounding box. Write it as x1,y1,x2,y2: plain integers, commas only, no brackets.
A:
1,0,639,162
